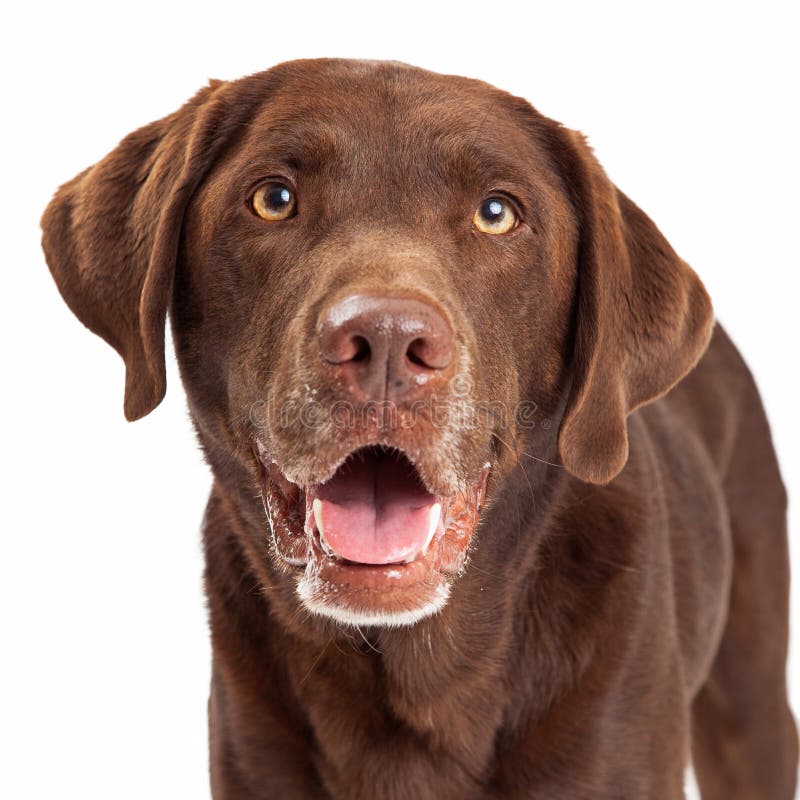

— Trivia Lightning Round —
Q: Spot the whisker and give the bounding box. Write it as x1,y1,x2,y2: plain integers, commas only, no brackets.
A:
493,431,537,507
354,624,382,654
298,640,331,687
519,450,565,469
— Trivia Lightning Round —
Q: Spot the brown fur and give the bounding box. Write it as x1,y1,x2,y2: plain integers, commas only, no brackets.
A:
41,59,797,798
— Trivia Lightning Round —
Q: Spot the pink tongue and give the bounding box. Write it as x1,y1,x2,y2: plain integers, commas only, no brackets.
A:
315,451,437,565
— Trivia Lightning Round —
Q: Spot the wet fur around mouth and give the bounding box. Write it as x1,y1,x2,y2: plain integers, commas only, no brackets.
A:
41,58,797,799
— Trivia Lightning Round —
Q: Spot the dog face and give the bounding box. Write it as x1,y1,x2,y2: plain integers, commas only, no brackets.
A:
42,59,713,628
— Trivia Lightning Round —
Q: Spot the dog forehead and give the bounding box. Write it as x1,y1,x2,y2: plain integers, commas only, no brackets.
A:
236,59,540,167
263,57,503,113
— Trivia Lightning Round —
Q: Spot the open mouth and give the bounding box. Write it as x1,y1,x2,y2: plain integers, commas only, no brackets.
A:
256,444,490,627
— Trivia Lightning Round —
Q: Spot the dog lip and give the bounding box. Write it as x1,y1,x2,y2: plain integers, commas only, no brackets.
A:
254,437,442,498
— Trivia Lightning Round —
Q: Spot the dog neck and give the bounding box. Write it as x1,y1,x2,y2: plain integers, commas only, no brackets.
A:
200,456,629,794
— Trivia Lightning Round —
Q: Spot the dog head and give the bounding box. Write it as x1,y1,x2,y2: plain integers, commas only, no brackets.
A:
42,59,712,628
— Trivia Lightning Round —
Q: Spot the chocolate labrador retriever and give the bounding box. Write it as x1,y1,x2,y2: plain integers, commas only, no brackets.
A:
41,59,796,798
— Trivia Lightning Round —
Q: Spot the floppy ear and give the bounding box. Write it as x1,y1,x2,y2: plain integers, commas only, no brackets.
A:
41,78,257,421
551,129,714,484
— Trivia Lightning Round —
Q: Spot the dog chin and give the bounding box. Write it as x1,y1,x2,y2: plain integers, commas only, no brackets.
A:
296,578,451,628
255,443,490,627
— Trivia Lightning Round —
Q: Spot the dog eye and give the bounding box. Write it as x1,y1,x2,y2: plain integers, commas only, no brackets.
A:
473,197,517,235
252,182,297,221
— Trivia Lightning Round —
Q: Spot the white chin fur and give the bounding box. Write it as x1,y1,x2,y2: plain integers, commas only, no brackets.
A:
296,578,450,628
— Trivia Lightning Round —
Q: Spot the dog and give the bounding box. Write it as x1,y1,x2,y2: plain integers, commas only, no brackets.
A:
41,59,797,798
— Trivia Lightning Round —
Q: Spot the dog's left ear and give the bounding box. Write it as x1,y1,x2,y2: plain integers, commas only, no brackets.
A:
550,128,714,484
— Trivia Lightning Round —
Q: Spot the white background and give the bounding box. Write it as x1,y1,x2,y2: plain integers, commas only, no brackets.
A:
2,2,798,798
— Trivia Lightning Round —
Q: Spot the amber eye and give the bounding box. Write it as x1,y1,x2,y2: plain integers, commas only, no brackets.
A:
473,196,518,234
252,182,297,221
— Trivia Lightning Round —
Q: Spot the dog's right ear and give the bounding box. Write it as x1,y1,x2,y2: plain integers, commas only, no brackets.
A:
41,78,255,421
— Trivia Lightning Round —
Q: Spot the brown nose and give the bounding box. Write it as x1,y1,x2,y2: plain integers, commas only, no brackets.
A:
317,294,455,401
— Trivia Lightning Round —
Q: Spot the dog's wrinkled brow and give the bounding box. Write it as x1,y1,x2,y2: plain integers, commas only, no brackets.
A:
244,114,537,194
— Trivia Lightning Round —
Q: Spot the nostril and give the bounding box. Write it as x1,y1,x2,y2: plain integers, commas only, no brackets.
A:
351,335,370,363
406,339,428,368
406,333,454,371
320,328,373,365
